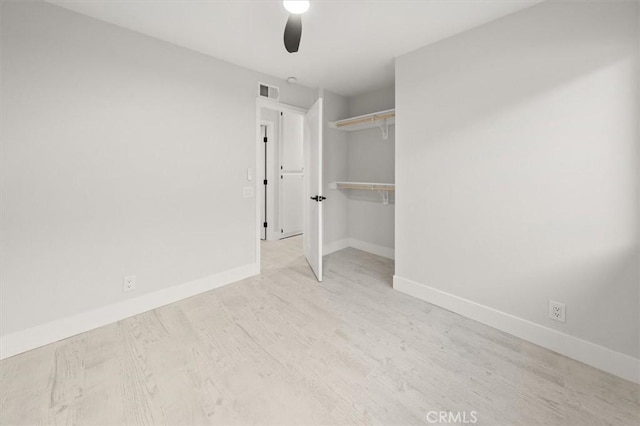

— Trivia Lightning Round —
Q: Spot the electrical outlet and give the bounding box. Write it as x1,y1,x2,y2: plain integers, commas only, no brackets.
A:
549,301,566,323
123,275,136,293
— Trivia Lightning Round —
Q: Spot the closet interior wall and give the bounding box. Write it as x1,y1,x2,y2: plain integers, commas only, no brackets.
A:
346,85,396,258
322,90,350,253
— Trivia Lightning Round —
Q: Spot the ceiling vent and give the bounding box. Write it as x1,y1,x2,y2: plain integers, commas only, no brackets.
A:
259,82,279,101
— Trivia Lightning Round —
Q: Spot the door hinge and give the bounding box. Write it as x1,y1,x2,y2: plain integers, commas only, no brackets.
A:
263,222,268,228
281,229,284,233
263,137,267,143
263,179,268,185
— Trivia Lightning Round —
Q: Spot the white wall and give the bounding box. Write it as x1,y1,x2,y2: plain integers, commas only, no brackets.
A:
395,1,639,381
0,2,316,345
347,86,395,256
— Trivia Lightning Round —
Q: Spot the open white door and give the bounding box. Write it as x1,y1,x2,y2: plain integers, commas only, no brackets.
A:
303,98,323,281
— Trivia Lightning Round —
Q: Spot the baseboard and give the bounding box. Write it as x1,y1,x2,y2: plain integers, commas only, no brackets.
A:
0,263,259,360
348,238,395,260
323,238,349,256
280,231,302,240
323,238,395,260
393,275,640,384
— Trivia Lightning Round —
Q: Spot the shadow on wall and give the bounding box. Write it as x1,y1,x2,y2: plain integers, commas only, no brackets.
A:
580,246,639,353
405,5,638,142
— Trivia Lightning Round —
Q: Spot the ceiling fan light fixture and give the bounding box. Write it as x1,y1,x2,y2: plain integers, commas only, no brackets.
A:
283,1,310,15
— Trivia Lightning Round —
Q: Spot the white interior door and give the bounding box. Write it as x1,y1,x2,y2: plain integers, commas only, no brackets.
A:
280,111,304,238
280,174,304,237
303,98,323,281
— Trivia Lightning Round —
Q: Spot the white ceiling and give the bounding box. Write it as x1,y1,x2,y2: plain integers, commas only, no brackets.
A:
49,0,541,97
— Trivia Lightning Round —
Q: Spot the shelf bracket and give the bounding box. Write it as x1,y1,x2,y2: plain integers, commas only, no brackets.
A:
378,190,390,205
379,118,389,140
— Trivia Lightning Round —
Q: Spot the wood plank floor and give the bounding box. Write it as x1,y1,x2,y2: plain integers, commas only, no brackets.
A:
1,236,638,425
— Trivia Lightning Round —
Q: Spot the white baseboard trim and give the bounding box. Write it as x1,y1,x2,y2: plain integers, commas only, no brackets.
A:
323,238,349,256
348,238,395,260
0,263,259,360
393,275,640,384
323,238,395,260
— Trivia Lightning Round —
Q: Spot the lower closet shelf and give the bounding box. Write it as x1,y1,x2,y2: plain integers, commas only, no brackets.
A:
329,182,395,204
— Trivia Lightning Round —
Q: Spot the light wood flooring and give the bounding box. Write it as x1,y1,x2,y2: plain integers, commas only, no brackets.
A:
1,236,638,425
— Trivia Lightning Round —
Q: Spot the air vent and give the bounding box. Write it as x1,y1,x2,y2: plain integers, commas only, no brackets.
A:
259,82,279,101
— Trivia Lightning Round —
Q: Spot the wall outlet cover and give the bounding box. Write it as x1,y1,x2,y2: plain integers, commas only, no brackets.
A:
549,300,566,323
123,275,136,293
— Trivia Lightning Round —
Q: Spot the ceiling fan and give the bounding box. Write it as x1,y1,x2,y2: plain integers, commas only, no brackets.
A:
283,1,310,53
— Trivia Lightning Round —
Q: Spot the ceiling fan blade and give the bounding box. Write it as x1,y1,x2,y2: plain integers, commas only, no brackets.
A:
283,14,302,53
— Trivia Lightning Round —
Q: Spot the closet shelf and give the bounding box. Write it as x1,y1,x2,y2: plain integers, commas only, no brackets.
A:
329,182,395,191
328,108,395,139
329,181,395,205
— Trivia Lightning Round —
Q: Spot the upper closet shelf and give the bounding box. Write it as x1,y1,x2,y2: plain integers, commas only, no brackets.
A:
328,108,395,139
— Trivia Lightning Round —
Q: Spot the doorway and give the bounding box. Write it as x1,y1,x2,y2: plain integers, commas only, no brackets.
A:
255,97,324,281
258,106,305,242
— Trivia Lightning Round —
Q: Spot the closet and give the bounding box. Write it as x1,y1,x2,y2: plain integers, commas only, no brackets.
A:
328,100,396,261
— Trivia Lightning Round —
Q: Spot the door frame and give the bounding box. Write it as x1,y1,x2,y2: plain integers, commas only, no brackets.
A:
255,97,308,271
259,121,274,241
